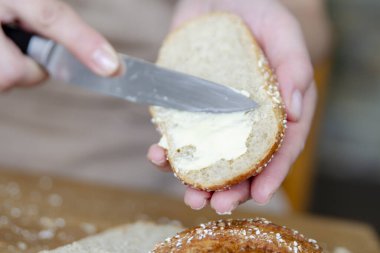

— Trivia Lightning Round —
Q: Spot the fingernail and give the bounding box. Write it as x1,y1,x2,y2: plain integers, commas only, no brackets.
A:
216,201,238,215
290,90,302,120
255,192,274,206
151,158,166,167
185,198,207,211
192,199,207,210
92,44,119,76
217,210,232,215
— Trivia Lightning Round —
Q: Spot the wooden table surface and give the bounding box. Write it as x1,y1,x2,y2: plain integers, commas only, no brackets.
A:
0,168,378,253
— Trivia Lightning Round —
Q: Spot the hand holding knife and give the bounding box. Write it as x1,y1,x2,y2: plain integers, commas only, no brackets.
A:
2,25,257,113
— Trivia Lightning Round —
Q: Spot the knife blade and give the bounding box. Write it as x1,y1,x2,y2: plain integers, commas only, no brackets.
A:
3,25,258,113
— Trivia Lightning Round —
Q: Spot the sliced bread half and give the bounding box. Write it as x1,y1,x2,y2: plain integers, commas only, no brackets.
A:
151,13,286,191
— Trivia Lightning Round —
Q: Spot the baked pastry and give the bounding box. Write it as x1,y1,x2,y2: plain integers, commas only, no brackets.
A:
152,218,324,253
40,219,324,253
151,13,286,191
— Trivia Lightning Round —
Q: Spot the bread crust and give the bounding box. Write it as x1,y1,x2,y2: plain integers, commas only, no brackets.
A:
150,12,287,191
152,218,323,253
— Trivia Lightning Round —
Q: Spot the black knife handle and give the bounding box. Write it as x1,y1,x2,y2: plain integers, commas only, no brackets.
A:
2,25,34,54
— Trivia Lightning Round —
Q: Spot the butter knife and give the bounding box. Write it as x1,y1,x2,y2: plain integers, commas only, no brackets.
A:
3,25,257,113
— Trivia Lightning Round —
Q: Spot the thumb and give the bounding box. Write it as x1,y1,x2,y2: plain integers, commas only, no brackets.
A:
253,5,314,122
5,0,121,77
275,54,314,121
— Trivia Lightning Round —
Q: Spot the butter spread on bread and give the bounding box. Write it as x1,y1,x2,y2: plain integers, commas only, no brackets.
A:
157,110,256,171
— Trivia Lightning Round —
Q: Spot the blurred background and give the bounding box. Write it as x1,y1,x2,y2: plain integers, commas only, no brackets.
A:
310,0,380,233
0,0,379,246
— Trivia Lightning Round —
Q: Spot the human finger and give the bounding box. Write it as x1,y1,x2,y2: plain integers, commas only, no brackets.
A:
251,83,317,204
248,2,314,121
210,180,250,215
2,0,120,76
0,27,46,90
147,144,172,172
184,187,211,210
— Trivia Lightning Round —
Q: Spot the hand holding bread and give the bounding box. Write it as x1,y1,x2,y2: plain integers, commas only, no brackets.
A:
148,0,316,214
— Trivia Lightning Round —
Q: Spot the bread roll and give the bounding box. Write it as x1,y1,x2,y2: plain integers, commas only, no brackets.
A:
40,219,324,253
151,13,286,191
152,218,324,253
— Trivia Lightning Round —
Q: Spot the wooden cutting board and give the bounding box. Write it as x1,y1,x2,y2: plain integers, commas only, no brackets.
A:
0,168,378,253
